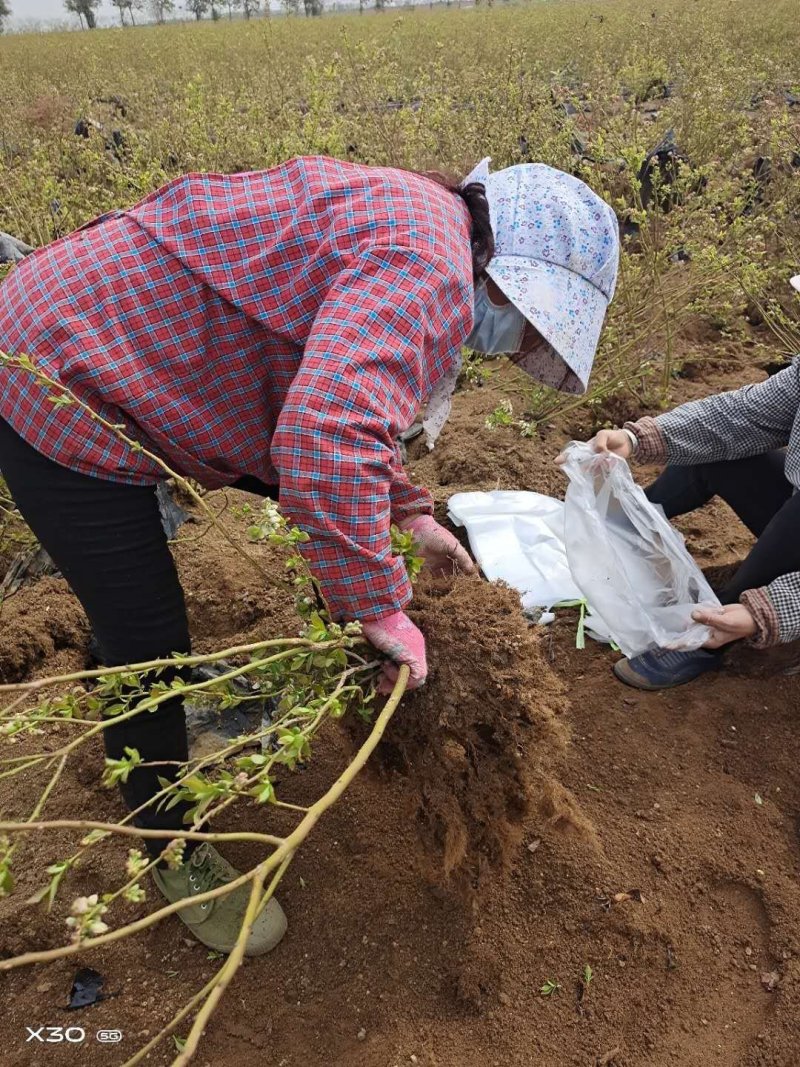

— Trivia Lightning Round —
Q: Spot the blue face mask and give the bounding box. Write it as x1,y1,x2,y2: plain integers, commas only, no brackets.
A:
466,279,526,355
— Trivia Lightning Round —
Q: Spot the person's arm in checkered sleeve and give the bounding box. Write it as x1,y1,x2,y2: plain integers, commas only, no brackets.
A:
387,442,434,523
749,571,800,646
689,569,800,650
387,444,474,584
270,244,472,692
623,359,800,465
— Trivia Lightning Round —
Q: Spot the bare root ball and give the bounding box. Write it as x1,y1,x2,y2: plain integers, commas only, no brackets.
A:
375,575,568,895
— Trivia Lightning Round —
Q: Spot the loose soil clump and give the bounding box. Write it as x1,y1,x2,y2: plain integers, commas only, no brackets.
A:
379,576,568,894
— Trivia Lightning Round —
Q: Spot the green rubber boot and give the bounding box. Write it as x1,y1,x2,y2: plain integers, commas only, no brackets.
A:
151,841,287,957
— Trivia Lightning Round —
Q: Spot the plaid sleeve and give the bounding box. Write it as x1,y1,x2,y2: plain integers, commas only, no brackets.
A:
271,244,468,621
741,575,800,646
388,445,434,523
624,416,668,464
740,586,781,647
639,360,800,465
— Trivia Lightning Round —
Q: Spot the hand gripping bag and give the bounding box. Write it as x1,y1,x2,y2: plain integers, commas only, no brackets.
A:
560,443,720,658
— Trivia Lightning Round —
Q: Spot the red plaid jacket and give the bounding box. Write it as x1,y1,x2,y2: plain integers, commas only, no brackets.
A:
0,157,474,619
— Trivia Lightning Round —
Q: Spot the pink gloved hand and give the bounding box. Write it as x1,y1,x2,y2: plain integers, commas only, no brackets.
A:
361,610,427,696
399,514,475,577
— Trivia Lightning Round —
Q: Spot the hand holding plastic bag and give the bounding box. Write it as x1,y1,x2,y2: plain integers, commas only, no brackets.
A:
560,442,719,658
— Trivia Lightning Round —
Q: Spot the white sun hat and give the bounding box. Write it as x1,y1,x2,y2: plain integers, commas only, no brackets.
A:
463,158,620,394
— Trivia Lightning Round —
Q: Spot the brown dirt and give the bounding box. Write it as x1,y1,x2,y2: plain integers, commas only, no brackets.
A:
376,576,568,895
0,364,799,1066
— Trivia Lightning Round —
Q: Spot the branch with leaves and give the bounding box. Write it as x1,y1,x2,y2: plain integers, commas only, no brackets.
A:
0,349,422,1065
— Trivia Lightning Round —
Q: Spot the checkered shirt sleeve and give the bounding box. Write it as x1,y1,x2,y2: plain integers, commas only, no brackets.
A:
271,244,467,621
627,361,800,466
388,445,434,523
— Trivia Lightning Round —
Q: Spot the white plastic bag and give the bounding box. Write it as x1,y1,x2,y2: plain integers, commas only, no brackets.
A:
447,490,583,611
447,491,618,642
560,442,720,658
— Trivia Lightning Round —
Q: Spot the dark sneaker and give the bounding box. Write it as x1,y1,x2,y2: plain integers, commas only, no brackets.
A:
613,647,722,691
152,841,287,956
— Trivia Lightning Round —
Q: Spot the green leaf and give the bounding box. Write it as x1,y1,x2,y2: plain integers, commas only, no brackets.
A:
0,866,14,897
26,859,73,912
80,828,111,847
102,747,142,787
250,778,275,804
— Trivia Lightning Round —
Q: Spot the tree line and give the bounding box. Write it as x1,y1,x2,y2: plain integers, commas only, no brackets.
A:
65,1,271,27
0,0,336,30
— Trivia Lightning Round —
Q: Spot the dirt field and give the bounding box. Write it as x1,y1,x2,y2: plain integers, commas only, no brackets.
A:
0,341,798,1067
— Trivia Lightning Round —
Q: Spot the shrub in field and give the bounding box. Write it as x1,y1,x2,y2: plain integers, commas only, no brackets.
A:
0,0,796,428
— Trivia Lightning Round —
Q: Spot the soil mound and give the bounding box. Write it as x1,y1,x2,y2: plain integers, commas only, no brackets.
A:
380,576,568,893
0,577,89,683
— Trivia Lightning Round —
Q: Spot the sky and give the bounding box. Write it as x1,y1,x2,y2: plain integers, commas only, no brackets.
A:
7,0,299,26
10,0,100,25
7,0,195,27
12,0,81,20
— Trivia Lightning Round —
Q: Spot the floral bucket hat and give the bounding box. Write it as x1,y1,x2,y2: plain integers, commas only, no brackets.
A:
463,158,620,394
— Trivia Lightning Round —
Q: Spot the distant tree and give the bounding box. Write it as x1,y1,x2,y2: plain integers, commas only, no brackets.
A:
184,0,209,17
65,0,102,28
280,0,300,13
241,0,259,16
110,0,143,24
222,0,241,16
147,0,175,20
0,0,10,34
302,0,322,13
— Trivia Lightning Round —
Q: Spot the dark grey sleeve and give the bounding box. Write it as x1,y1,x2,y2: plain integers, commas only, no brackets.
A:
0,232,34,265
650,359,800,465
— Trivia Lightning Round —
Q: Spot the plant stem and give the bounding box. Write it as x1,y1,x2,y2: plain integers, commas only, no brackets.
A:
170,667,408,1065
0,820,283,846
0,636,360,695
0,667,409,975
173,861,274,1067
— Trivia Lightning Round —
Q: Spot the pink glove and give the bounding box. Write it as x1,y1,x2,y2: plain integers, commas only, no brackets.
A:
361,610,427,696
399,514,475,577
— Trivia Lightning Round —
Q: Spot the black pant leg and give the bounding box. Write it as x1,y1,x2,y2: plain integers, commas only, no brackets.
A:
229,475,280,499
645,451,791,534
644,450,797,608
718,490,800,603
0,417,196,860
